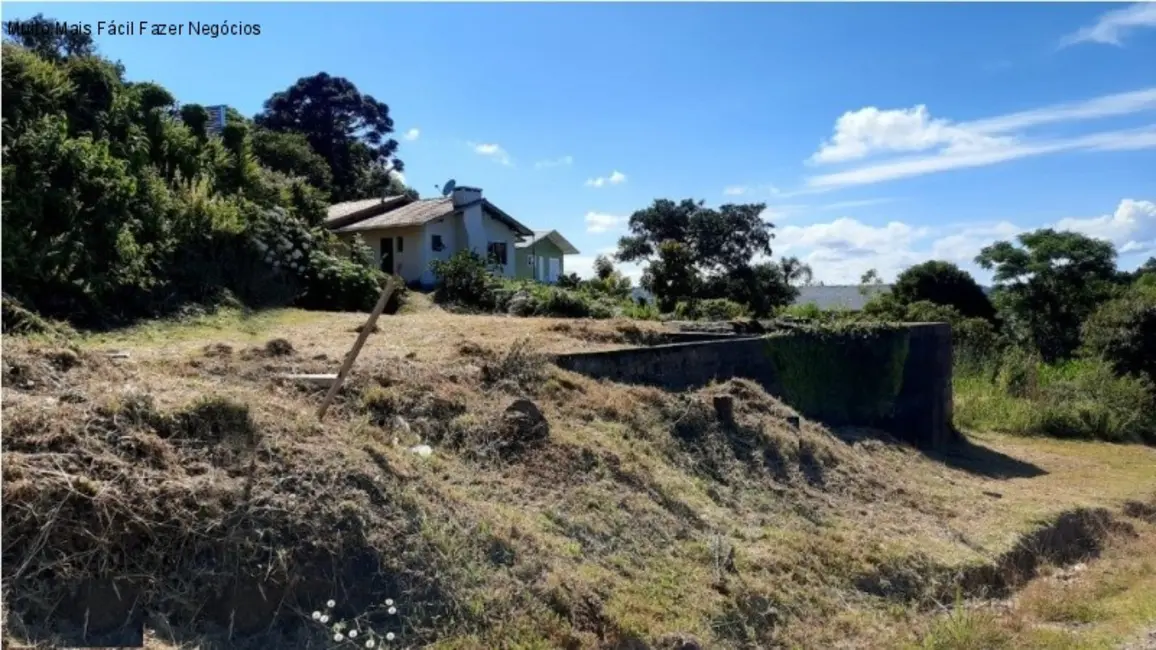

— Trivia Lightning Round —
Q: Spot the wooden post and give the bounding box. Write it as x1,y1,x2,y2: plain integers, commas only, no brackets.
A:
316,278,396,420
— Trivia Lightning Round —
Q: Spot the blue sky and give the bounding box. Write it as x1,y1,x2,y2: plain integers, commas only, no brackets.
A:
6,2,1156,284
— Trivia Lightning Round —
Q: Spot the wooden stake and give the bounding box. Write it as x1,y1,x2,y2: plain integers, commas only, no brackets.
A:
316,278,396,419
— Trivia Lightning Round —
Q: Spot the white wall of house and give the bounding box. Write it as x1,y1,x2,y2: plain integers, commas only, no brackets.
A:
336,227,422,283
420,216,460,286
479,212,519,278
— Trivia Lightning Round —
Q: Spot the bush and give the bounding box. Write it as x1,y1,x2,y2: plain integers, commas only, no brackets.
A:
954,352,1156,443
1080,285,1156,385
430,250,498,310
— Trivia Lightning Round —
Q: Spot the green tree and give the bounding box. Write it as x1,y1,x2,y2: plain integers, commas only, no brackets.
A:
3,13,96,62
976,229,1120,362
255,72,404,202
1080,283,1156,385
641,241,700,312
616,198,794,315
890,260,997,322
779,256,814,286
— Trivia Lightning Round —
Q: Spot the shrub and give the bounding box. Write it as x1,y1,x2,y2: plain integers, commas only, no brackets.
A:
430,250,498,310
698,298,748,321
954,354,1156,443
1080,284,1156,385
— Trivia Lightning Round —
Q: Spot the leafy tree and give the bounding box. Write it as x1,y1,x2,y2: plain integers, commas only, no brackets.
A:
890,260,997,322
256,72,403,202
251,126,333,192
780,256,814,286
641,241,700,312
617,198,793,315
977,229,1120,362
1080,283,1156,385
593,255,615,280
3,13,95,62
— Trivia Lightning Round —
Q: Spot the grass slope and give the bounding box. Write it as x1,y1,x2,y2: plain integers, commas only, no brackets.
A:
3,308,1155,649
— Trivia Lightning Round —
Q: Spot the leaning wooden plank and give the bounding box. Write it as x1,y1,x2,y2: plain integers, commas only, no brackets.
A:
316,278,396,419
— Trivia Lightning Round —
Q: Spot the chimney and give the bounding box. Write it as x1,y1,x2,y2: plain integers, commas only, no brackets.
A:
451,185,482,207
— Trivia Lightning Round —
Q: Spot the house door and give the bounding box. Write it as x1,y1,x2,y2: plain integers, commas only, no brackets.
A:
379,237,394,274
548,257,561,283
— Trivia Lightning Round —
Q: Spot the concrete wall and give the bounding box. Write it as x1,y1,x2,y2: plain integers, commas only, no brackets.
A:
553,323,955,449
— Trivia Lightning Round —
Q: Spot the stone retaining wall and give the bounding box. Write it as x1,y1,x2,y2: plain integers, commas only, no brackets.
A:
553,323,955,448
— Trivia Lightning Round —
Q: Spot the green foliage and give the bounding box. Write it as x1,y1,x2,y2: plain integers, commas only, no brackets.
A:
430,250,500,309
672,298,748,321
977,229,1121,362
891,261,997,322
617,197,796,315
255,72,405,202
763,323,911,425
955,353,1156,444
1080,283,1156,385
1,37,385,327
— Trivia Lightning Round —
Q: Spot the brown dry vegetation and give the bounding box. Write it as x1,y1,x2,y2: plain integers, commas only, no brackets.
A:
3,307,1156,649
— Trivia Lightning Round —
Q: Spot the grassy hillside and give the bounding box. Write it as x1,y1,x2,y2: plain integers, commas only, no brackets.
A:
3,308,1155,649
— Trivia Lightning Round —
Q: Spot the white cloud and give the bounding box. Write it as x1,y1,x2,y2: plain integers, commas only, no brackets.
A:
806,125,1156,190
723,185,749,196
817,198,896,211
388,168,406,186
403,128,420,141
804,88,1156,189
1061,3,1156,47
777,199,1155,285
1055,199,1156,252
810,105,1010,165
471,142,512,166
584,211,628,234
585,170,627,188
535,155,573,169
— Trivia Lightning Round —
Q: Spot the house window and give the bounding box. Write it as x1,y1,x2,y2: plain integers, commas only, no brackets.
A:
431,234,444,252
527,254,535,268
396,236,404,253
487,242,508,266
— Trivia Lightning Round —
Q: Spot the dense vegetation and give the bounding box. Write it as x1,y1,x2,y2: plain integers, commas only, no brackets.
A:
1,15,406,328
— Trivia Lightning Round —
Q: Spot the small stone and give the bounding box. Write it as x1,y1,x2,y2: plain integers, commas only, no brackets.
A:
501,399,550,445
410,444,433,458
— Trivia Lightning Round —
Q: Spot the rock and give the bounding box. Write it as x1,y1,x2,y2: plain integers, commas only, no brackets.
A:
785,415,801,430
501,399,550,446
410,444,433,458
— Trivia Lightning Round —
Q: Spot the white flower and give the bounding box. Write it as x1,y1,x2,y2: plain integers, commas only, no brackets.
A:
385,599,394,606
320,614,330,624
327,599,336,609
365,640,376,648
388,606,396,615
386,632,395,641
311,611,321,621
349,630,358,639
334,633,344,642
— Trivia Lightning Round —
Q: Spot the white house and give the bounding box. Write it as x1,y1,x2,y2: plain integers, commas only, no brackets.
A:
325,186,535,288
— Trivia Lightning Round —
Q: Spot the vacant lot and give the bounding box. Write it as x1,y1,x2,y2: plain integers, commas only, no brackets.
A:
4,307,1155,649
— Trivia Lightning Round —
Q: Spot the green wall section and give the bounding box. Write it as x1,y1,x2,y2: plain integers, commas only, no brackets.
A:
762,324,911,425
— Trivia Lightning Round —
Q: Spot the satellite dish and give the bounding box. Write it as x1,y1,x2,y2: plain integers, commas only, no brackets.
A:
441,179,457,197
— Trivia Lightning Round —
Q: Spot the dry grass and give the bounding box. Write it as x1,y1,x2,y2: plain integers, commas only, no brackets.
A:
3,307,1156,649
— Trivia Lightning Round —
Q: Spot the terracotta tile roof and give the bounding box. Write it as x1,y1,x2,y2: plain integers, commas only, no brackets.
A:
332,198,455,233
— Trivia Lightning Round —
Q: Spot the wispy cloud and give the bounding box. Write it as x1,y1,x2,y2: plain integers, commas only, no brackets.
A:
585,170,627,188
402,128,420,142
723,185,750,196
470,142,512,166
806,125,1156,190
1060,3,1156,47
584,211,628,233
809,87,1156,167
817,198,896,211
535,155,573,169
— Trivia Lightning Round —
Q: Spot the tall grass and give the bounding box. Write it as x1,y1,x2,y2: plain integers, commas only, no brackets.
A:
953,348,1156,444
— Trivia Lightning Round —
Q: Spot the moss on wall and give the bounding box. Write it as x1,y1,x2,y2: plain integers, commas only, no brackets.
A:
763,322,910,425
